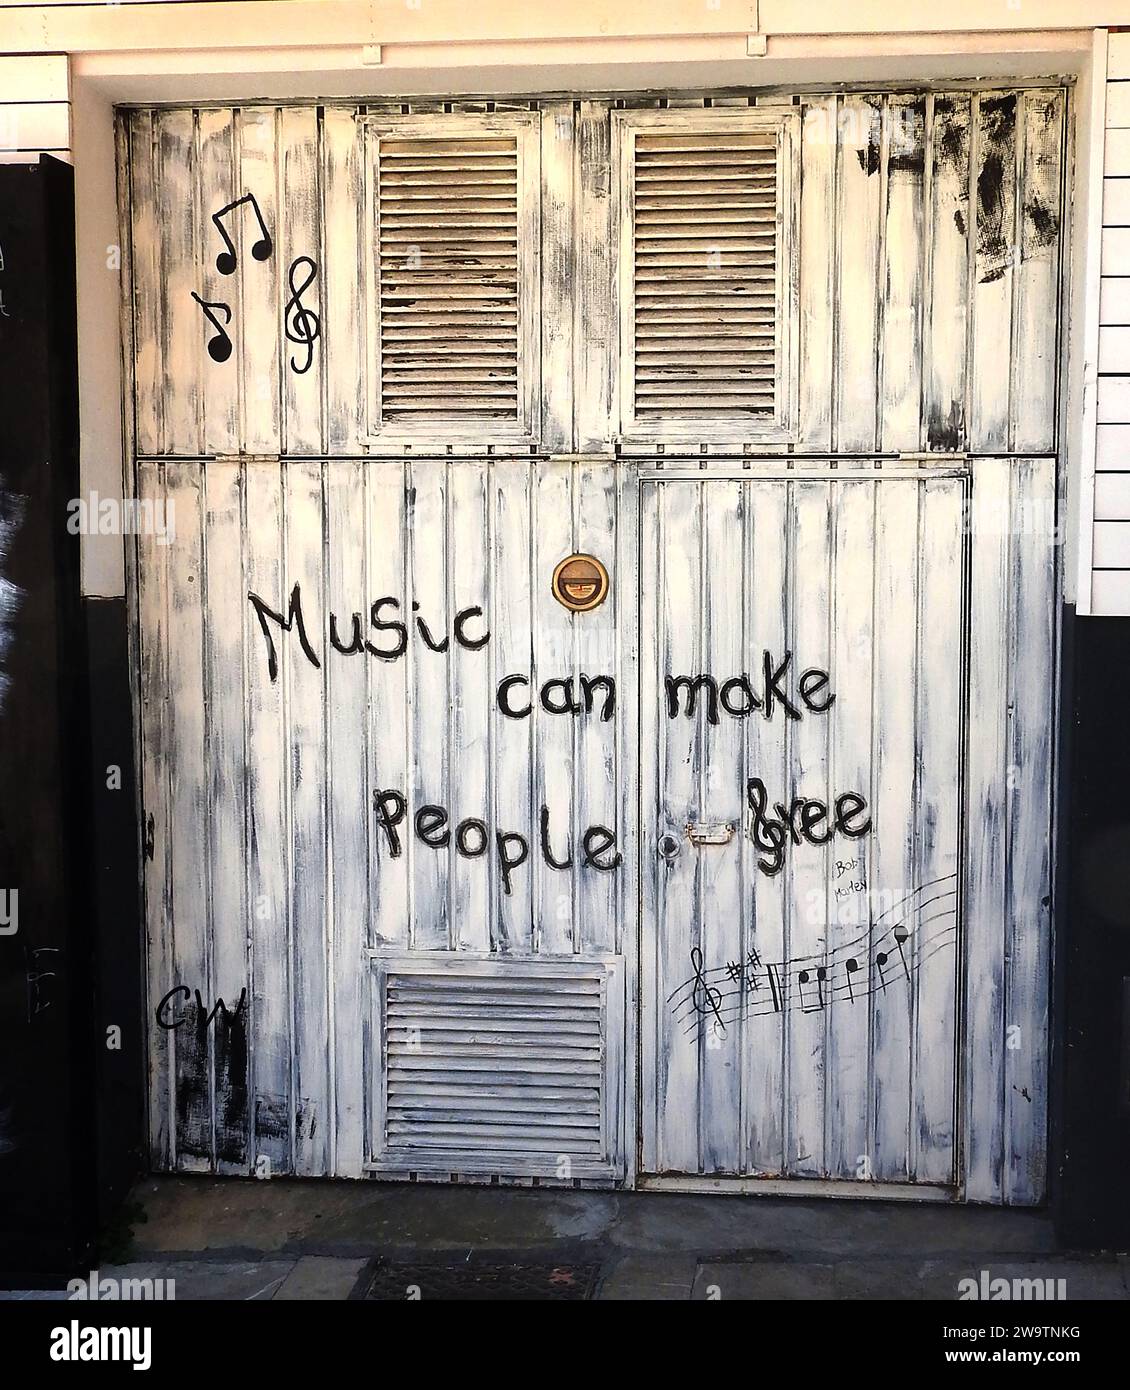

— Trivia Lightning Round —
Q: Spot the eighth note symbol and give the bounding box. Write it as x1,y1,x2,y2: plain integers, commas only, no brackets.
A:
190,292,233,363
284,255,321,376
211,193,273,275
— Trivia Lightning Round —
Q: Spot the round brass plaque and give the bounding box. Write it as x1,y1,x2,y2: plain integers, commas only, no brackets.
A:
552,553,610,613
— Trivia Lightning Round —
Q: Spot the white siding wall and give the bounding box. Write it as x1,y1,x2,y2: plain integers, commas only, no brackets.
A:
1097,31,1130,614
0,56,71,162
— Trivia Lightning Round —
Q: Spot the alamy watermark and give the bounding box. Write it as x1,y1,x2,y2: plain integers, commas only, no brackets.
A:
66,492,175,544
66,1268,175,1302
802,103,919,156
957,1269,1068,1300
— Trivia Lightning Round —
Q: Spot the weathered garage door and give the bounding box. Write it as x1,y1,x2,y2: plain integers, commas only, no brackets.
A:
121,85,1064,1202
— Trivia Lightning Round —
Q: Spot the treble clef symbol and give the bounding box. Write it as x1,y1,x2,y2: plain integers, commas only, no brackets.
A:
284,255,321,376
690,946,725,1034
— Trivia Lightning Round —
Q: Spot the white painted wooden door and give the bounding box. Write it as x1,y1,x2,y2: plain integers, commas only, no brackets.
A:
640,468,966,1184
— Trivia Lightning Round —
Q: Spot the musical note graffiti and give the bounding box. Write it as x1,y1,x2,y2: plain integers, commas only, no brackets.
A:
191,193,322,374
190,292,234,363
689,946,725,1032
191,193,273,366
284,255,321,375
211,192,273,275
670,873,959,1044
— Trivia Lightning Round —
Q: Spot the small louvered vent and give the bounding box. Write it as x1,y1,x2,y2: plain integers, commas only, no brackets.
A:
377,134,520,423
632,129,779,419
370,957,622,1177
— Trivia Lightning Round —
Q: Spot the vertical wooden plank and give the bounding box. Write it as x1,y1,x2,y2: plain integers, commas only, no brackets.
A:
279,107,323,454
533,461,576,955
1004,459,1056,1203
323,107,365,454
407,459,450,952
491,459,534,954
783,482,829,1177
244,460,292,1174
575,101,613,451
880,95,927,452
204,460,251,1171
165,462,211,1168
963,459,1011,1202
449,461,493,952
156,110,201,456
1013,90,1065,454
698,480,743,1173
742,477,788,1176
834,97,882,453
238,107,282,454
925,94,972,452
824,480,876,1179
614,461,639,1182
655,480,702,1172
541,104,575,452
798,97,837,450
869,480,920,1182
970,92,1018,452
129,111,163,458
911,477,963,1185
285,460,329,1173
137,461,172,1166
574,461,619,955
368,461,410,953
197,110,240,456
325,460,369,1175
639,477,661,1171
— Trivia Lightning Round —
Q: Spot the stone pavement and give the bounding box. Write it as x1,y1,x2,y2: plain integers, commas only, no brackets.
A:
5,1177,1129,1299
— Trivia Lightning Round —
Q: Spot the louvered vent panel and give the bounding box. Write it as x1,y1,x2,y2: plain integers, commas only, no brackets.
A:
377,135,520,421
383,968,605,1160
633,130,779,418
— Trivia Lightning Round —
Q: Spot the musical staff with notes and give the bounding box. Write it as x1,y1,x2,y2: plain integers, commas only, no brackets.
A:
669,874,959,1042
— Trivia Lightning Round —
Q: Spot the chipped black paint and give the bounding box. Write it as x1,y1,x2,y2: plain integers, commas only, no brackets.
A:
174,996,211,1160
927,399,964,454
214,999,248,1164
934,97,966,171
1025,195,1059,249
856,115,882,177
255,1092,290,1143
976,94,1017,285
888,100,926,176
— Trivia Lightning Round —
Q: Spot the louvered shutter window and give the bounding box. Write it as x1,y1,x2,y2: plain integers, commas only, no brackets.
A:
369,957,624,1180
616,109,800,441
367,113,540,443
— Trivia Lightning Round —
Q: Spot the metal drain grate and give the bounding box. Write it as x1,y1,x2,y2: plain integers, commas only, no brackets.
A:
360,1257,602,1301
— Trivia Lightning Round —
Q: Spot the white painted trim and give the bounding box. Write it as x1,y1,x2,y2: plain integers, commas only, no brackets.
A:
1072,28,1107,615
0,2,1105,55
0,55,69,104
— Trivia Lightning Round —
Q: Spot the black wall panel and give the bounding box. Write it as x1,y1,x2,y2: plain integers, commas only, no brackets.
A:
1054,609,1130,1249
0,157,142,1279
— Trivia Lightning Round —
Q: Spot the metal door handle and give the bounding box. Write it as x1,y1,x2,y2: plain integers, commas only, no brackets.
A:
657,833,681,861
687,821,735,846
